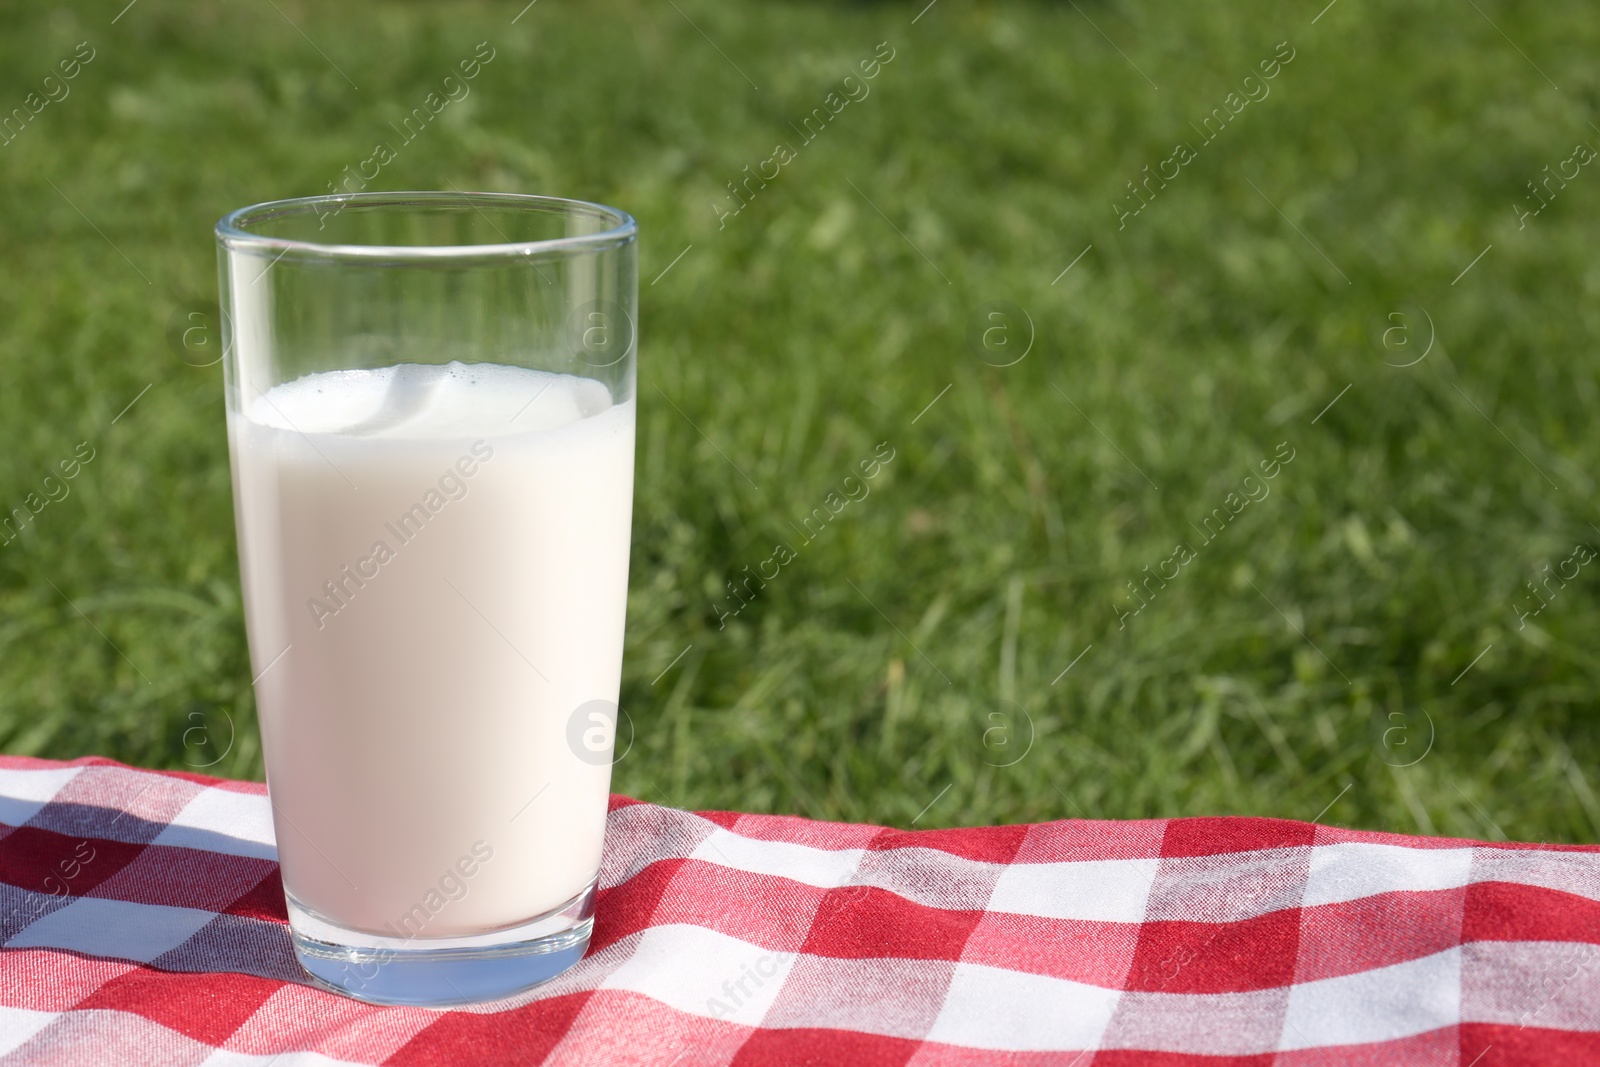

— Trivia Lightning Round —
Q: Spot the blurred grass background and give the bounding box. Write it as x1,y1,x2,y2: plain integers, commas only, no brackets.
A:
1,0,1599,841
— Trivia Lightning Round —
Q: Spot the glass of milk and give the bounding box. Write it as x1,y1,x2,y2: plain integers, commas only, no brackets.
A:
215,192,637,1005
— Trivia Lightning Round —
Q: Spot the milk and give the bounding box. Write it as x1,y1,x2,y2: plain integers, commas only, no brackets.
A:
228,362,634,937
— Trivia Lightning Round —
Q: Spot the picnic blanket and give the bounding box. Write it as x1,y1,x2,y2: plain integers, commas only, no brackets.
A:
0,755,1595,1065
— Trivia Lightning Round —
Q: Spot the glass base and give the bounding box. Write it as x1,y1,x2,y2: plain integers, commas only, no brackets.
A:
286,878,597,1006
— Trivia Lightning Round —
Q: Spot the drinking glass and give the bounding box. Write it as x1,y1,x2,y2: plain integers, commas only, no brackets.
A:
215,192,637,1005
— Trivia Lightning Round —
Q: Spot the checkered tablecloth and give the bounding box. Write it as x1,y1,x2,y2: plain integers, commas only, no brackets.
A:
1,755,1597,1065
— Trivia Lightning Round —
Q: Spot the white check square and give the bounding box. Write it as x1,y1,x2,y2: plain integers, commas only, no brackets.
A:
0,1005,57,1056
690,828,862,890
1302,843,1474,907
601,924,797,1026
926,962,1120,1051
987,858,1159,923
0,767,83,828
1280,947,1461,1050
8,897,218,964
151,787,277,860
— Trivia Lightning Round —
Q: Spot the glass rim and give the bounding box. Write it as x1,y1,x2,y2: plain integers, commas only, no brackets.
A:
215,191,637,262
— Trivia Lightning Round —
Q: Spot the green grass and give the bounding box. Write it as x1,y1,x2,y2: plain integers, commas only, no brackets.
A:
2,0,1599,843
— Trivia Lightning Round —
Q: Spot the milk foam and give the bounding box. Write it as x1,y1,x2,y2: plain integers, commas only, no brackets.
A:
246,361,613,438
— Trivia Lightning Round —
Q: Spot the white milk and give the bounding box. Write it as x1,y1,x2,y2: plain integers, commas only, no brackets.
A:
228,362,634,937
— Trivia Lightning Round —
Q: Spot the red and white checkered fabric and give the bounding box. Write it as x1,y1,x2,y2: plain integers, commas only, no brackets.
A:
0,754,1596,1065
